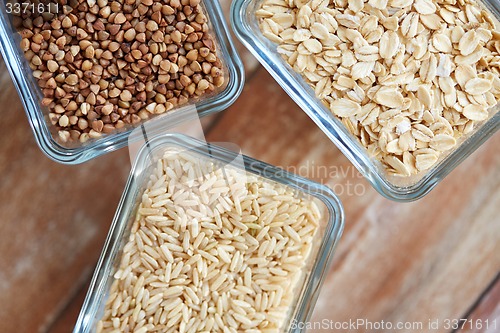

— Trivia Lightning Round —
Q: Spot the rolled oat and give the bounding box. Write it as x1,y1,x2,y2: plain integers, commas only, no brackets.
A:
258,0,500,176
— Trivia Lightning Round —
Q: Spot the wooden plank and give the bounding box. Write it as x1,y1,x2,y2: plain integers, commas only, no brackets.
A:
205,68,500,332
457,276,500,333
48,282,90,333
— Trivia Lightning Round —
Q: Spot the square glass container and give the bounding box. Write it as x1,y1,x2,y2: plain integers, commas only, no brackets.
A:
73,133,344,333
0,0,244,164
231,0,500,201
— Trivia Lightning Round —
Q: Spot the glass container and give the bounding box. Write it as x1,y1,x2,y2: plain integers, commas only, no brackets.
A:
0,0,244,164
73,133,344,333
231,0,500,201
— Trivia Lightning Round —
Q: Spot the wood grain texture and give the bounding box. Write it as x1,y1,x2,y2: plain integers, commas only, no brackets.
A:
0,59,130,333
48,283,90,333
458,277,500,333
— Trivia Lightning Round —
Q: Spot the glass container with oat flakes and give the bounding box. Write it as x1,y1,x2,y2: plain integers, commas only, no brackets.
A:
231,0,500,201
0,0,244,163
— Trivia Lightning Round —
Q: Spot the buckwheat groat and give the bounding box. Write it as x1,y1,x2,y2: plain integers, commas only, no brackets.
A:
15,0,225,144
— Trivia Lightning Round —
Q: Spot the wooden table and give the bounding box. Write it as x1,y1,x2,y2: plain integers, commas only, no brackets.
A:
0,2,499,332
